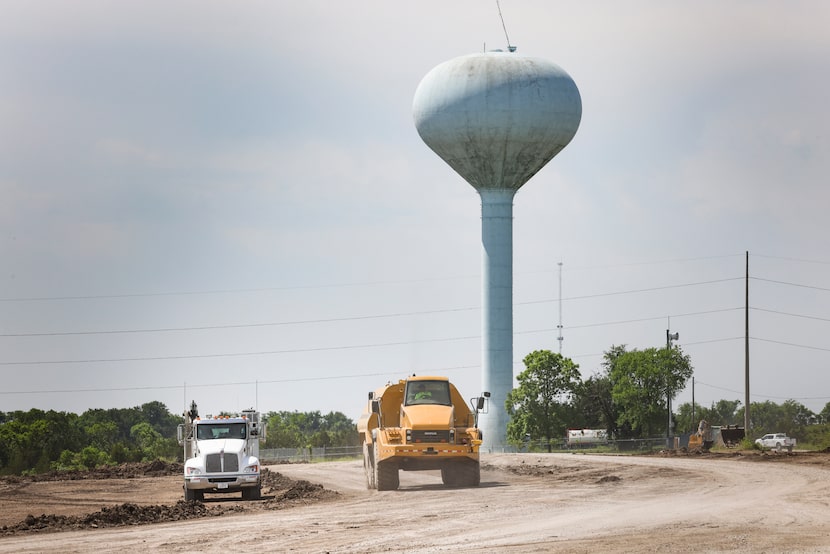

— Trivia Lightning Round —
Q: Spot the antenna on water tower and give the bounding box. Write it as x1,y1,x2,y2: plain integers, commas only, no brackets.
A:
496,1,517,52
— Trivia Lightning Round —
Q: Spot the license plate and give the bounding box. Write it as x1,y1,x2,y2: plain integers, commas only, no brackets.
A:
218,483,228,489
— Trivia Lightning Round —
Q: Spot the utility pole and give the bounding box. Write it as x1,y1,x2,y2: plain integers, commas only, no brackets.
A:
666,326,679,449
691,376,695,430
745,251,750,432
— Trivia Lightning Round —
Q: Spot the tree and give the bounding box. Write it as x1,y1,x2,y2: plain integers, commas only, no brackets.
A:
505,350,582,450
263,410,358,448
738,399,815,438
568,373,617,436
607,346,693,438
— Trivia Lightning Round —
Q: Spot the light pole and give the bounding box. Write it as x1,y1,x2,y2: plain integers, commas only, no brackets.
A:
666,329,679,449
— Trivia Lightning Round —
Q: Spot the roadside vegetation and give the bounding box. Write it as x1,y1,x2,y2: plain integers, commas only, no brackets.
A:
0,403,358,476
505,346,830,451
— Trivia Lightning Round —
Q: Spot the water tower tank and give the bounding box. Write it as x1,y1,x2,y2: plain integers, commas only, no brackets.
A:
412,51,581,449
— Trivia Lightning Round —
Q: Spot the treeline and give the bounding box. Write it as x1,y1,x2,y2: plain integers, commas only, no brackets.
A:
262,410,360,449
0,402,360,475
0,401,181,475
506,346,830,448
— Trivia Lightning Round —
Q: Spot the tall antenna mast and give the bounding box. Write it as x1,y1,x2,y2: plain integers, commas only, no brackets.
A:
496,1,517,52
557,261,563,354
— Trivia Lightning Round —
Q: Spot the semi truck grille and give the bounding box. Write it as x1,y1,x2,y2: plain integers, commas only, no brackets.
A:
410,430,450,443
205,453,239,472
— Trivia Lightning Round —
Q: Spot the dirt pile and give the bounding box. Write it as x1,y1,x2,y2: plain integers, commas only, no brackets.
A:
2,460,183,483
0,463,336,536
4,500,228,534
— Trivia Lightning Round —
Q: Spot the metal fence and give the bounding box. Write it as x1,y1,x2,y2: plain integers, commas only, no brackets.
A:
508,437,669,454
260,445,362,463
260,438,669,462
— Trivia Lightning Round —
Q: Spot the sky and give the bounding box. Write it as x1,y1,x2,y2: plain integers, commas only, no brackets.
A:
2,1,830,428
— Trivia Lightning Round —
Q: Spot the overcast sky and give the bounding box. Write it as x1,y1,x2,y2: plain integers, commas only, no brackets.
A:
2,1,830,426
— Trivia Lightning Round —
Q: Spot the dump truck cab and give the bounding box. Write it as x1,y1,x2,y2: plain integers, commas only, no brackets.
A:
357,376,488,491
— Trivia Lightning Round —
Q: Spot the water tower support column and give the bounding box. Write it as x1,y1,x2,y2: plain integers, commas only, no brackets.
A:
479,187,515,450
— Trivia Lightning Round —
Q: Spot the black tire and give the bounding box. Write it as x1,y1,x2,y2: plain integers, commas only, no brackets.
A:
458,460,481,487
441,465,461,486
374,442,399,491
242,484,261,500
363,442,376,490
185,487,204,501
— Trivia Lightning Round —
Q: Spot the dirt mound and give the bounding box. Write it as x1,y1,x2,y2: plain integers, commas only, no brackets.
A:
0,468,336,536
3,460,183,483
261,470,337,506
4,501,227,534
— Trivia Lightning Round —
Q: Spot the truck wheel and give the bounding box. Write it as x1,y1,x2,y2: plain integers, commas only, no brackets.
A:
242,484,261,500
363,442,376,490
374,442,399,491
185,488,204,502
458,460,480,487
776,442,782,451
440,466,456,486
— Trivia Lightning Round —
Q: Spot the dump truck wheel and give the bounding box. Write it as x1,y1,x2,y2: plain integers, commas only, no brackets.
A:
184,487,197,502
376,462,399,491
440,466,457,486
363,442,376,489
459,460,480,487
374,442,399,491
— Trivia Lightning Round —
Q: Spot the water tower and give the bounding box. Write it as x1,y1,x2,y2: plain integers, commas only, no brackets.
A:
412,51,581,448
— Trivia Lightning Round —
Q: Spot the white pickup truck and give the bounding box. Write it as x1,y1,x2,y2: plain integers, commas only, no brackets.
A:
755,433,796,452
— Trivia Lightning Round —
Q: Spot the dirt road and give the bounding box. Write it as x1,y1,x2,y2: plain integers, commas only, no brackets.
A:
2,452,829,552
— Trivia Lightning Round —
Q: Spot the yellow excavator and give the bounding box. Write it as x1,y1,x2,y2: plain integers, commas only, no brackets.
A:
687,419,714,452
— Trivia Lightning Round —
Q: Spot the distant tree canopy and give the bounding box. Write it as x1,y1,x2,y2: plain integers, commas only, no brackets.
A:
0,403,363,475
606,345,693,438
505,350,582,448
507,344,694,444
262,410,359,449
0,402,181,475
506,343,830,450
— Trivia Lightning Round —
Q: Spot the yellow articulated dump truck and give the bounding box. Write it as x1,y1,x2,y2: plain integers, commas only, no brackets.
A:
357,375,489,491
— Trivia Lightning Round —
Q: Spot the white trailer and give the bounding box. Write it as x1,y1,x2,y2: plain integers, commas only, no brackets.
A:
566,429,608,447
177,402,266,501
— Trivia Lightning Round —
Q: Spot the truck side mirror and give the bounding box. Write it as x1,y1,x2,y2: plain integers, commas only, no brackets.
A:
177,424,185,444
371,399,381,414
476,397,486,411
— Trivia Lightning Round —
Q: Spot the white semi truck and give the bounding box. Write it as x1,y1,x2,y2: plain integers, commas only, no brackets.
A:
177,401,266,501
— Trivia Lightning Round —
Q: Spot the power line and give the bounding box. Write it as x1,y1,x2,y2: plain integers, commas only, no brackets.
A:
0,253,747,305
751,276,830,293
0,366,480,396
752,307,830,324
751,337,830,353
0,335,482,366
520,278,742,305
694,380,830,403
0,279,742,338
0,306,480,338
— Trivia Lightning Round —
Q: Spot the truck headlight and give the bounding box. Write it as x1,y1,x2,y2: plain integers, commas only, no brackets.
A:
186,467,202,475
243,464,259,473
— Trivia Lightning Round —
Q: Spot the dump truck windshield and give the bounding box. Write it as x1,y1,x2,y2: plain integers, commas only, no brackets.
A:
196,422,247,440
405,380,451,406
